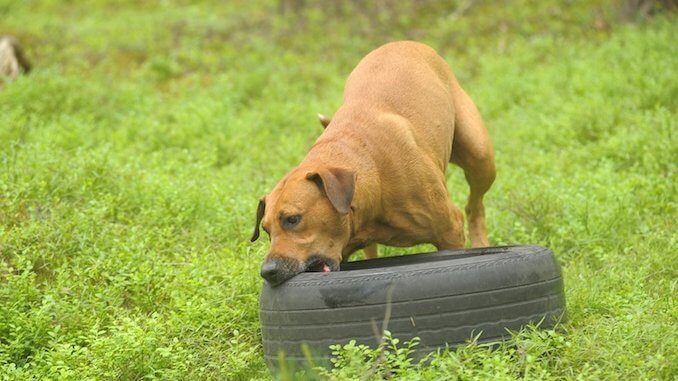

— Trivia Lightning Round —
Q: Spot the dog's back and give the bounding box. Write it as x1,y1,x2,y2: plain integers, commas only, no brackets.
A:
328,41,458,173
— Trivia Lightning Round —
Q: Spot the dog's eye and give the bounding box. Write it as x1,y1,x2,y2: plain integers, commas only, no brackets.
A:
283,215,301,229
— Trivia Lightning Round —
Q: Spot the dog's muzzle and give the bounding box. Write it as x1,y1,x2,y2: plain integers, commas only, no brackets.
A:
260,255,338,286
260,257,299,286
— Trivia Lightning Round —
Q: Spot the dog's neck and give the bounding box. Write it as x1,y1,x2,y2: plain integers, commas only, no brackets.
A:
304,134,382,256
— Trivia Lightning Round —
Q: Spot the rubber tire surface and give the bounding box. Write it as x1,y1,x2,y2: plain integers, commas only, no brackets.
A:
260,245,566,366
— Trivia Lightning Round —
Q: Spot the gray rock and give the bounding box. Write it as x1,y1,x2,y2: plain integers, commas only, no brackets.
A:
0,36,31,86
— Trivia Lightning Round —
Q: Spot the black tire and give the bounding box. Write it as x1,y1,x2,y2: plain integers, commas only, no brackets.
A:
259,245,566,367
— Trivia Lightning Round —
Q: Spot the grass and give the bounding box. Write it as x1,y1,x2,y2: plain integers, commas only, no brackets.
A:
0,0,676,379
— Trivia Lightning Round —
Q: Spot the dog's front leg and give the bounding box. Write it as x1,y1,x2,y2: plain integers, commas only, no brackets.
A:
362,244,378,259
433,201,466,250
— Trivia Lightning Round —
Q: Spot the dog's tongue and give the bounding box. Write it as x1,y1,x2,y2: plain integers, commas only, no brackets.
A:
322,264,331,272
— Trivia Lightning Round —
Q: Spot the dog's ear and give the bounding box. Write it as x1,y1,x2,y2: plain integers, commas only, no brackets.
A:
306,167,355,214
250,196,266,242
317,113,331,129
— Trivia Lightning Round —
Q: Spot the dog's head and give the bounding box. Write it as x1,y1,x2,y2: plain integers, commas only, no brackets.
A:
251,165,355,286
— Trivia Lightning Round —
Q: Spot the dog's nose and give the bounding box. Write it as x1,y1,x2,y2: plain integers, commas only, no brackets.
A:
260,260,281,283
260,258,297,286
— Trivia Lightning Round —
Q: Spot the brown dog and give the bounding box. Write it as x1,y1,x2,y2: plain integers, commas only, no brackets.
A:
251,41,495,285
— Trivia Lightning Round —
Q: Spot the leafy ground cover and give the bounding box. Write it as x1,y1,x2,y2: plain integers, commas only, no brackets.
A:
1,1,676,379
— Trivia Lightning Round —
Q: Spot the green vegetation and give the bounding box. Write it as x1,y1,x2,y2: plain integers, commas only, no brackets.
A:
1,1,676,379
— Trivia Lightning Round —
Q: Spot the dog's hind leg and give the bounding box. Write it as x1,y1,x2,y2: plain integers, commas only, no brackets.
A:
363,244,378,259
450,85,496,248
